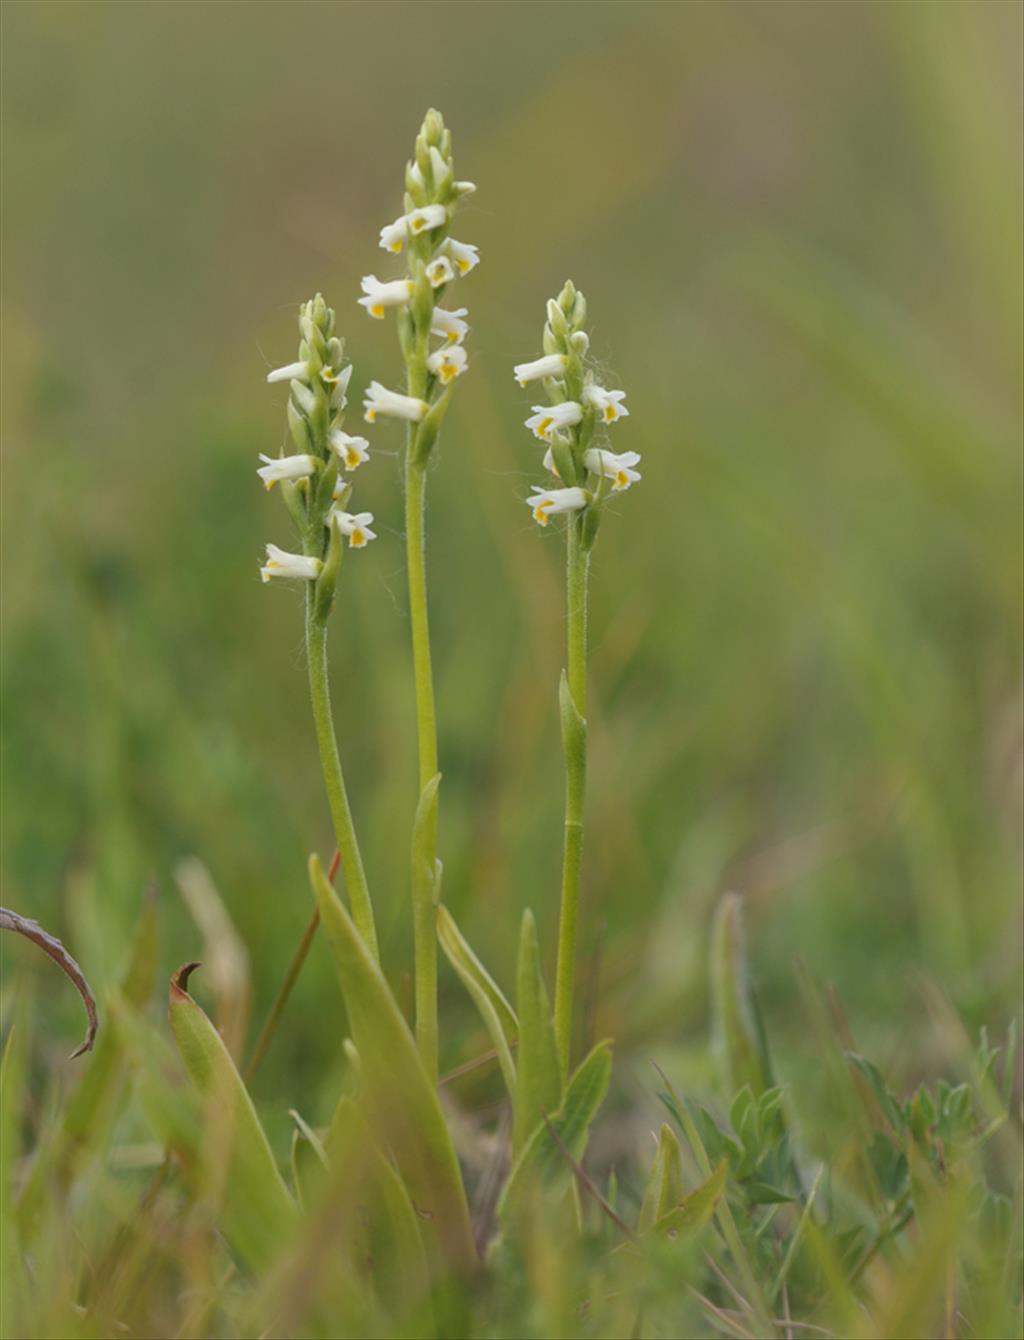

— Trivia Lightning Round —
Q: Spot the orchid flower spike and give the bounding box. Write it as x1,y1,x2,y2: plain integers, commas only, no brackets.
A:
260,292,376,615
515,279,635,544
360,108,476,476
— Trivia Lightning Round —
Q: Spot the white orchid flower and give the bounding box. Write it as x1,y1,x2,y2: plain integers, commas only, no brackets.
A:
526,486,589,527
358,275,414,318
525,401,583,442
331,510,377,549
583,383,629,424
430,307,469,344
427,344,468,384
425,255,455,288
256,453,318,491
363,381,428,424
442,238,479,275
584,448,641,491
513,354,567,386
408,204,447,235
379,216,410,253
328,430,371,471
266,359,308,385
260,543,322,583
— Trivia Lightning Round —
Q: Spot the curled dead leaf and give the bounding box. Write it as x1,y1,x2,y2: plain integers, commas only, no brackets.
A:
0,907,98,1058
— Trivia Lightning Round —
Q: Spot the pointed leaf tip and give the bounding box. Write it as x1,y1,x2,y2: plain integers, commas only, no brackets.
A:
170,961,202,1001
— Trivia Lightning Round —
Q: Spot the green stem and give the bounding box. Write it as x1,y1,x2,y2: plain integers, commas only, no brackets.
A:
554,513,589,1079
305,589,378,961
405,442,439,1082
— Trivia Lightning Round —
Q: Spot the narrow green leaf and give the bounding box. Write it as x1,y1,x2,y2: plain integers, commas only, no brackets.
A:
411,387,451,466
289,1109,328,1210
501,1037,613,1217
743,1180,797,1205
437,905,517,1096
168,962,297,1270
309,853,476,1278
513,908,561,1153
325,1097,435,1337
845,1052,904,1132
638,1123,684,1235
654,1158,727,1238
711,893,771,1098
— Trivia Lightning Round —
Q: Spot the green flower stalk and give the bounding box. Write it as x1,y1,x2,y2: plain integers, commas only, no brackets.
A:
260,294,379,961
357,109,477,1083
516,281,639,1077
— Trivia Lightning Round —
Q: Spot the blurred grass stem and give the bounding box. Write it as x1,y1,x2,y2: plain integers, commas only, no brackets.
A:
554,513,589,1077
305,590,378,960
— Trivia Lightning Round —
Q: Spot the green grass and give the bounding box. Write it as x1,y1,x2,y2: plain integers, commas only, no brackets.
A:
1,2,1021,1336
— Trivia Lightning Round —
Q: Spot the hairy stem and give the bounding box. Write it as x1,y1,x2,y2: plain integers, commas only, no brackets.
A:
554,512,590,1078
305,589,378,960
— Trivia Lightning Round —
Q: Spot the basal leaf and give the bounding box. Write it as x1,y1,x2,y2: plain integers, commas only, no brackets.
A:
168,962,297,1270
500,1037,613,1217
638,1123,684,1235
309,853,476,1278
654,1158,727,1238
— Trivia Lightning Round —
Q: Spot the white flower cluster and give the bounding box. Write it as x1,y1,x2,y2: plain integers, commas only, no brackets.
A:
515,281,639,529
357,108,477,429
260,294,376,588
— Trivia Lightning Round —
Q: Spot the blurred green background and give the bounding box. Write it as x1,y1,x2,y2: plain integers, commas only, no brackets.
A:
3,1,1021,1114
